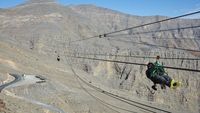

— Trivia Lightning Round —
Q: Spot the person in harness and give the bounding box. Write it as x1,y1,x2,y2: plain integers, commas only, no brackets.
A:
146,56,178,90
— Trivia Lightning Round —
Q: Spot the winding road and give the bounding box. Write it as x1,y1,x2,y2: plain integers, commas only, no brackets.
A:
0,73,66,113
0,73,22,92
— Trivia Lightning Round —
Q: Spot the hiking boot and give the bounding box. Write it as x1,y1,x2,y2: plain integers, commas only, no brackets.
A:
161,85,166,89
152,85,157,91
170,79,181,89
173,82,177,86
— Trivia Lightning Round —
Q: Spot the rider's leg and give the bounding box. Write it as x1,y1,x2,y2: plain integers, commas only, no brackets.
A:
161,84,166,89
152,83,157,90
152,75,168,90
162,73,172,87
153,75,166,84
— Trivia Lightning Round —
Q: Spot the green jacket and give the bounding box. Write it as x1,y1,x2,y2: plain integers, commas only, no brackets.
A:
149,61,165,77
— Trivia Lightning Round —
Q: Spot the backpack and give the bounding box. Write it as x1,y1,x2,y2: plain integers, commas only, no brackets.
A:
151,61,165,77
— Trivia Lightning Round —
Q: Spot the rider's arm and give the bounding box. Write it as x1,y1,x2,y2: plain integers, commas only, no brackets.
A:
154,61,165,73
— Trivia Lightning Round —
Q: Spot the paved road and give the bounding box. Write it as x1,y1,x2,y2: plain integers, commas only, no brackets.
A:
1,74,66,113
0,73,22,92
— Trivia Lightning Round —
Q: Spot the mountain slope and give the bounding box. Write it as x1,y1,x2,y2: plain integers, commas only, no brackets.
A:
0,1,200,113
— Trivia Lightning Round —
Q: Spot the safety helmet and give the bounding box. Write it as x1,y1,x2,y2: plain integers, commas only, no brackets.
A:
147,62,154,69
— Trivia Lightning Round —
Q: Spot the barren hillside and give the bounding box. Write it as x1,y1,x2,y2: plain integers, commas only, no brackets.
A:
0,0,200,113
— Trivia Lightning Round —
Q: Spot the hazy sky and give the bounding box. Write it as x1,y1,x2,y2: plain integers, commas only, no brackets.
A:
0,0,200,17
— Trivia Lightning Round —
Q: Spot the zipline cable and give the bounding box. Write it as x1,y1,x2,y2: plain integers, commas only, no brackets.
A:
109,35,200,40
67,55,171,113
72,67,138,113
64,46,126,113
107,25,200,38
64,51,151,112
110,38,200,53
105,11,200,36
64,52,200,60
70,11,200,43
66,55,200,73
69,60,163,113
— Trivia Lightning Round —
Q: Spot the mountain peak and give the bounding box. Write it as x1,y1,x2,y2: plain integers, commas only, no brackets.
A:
25,0,57,4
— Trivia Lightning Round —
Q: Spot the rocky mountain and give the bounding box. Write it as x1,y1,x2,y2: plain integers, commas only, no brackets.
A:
0,0,200,113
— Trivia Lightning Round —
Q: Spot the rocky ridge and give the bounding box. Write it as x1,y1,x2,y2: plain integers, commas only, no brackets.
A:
0,0,199,113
